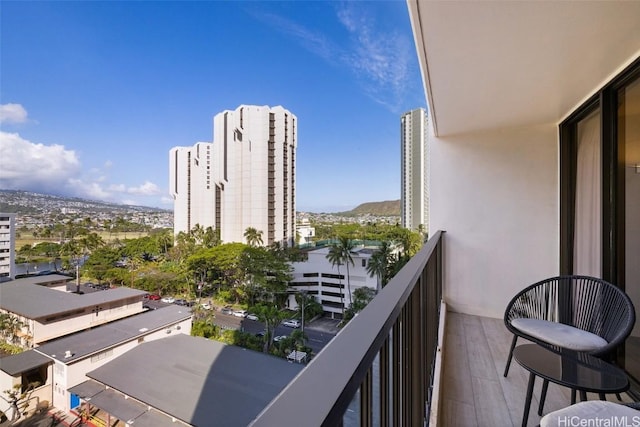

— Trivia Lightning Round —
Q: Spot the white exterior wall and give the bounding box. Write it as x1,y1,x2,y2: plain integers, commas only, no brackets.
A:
213,105,297,246
191,143,216,233
170,144,216,235
0,368,52,418
401,110,429,232
170,147,191,235
32,300,144,345
0,213,16,280
429,123,559,318
290,248,377,315
50,317,192,411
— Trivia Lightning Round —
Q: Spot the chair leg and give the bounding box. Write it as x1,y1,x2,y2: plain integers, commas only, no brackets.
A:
504,335,518,377
538,379,549,415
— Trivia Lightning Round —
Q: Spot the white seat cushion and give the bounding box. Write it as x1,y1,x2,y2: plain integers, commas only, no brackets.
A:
541,401,640,427
511,318,608,351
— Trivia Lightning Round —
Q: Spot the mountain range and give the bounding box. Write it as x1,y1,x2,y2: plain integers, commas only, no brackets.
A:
0,189,399,217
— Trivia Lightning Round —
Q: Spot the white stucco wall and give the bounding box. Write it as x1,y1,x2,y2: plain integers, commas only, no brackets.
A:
429,124,559,318
290,247,377,315
0,370,52,420
33,301,144,344
50,317,192,411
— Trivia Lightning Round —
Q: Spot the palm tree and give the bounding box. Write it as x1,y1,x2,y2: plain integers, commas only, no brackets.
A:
326,244,345,315
155,229,173,255
0,313,26,346
202,226,220,248
244,227,264,247
336,237,355,306
366,241,393,291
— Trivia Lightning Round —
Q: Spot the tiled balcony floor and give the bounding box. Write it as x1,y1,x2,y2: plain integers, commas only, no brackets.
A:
441,312,634,427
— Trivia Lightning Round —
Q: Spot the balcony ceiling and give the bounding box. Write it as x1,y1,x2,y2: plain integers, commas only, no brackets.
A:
408,1,640,137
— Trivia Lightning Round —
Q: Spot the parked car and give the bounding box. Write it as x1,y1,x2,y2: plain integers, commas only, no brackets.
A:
232,310,248,318
274,335,287,342
255,330,266,337
247,313,259,321
161,296,175,304
221,306,233,315
283,319,301,328
174,299,188,306
148,294,161,301
200,302,212,310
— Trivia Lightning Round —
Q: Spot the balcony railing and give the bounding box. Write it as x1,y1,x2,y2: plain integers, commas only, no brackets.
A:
251,230,444,427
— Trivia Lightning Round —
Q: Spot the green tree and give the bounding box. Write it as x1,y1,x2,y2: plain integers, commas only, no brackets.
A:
185,243,248,300
341,287,377,326
83,246,122,283
244,227,264,247
294,292,322,325
153,229,173,255
240,246,292,305
326,244,345,315
250,303,289,353
335,237,355,306
1,382,41,422
366,241,394,291
0,313,25,346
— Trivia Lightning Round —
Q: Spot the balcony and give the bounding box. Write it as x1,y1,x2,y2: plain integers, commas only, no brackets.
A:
251,231,635,426
251,230,444,426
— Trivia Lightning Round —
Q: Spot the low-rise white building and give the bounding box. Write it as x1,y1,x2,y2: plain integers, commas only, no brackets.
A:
34,305,192,412
296,218,315,245
288,246,379,318
0,280,147,347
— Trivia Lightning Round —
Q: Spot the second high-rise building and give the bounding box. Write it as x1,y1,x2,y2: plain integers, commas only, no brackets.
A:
400,107,429,233
170,105,297,246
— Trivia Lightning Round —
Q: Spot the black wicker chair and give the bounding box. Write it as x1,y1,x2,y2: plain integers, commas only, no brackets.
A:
503,275,636,378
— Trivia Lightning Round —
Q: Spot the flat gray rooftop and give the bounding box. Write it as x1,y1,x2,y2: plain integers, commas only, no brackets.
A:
69,380,179,427
0,349,52,376
87,334,305,426
0,282,147,319
35,305,191,363
8,274,72,286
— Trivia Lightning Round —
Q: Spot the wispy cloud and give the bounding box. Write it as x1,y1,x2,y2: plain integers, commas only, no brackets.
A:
250,3,417,112
0,103,29,124
126,181,160,196
335,3,414,111
258,12,337,63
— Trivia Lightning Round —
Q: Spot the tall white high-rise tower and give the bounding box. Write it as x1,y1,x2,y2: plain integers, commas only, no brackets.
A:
400,108,429,233
170,105,297,246
0,213,16,281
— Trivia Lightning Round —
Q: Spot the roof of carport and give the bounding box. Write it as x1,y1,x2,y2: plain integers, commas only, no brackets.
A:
69,380,179,426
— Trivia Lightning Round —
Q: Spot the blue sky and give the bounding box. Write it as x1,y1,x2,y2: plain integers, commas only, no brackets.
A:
0,1,426,213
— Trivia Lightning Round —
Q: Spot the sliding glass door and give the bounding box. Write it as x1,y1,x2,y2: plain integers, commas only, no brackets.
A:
560,58,640,394
619,75,640,384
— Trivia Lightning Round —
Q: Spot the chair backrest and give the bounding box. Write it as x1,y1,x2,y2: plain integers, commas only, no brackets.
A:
505,276,636,352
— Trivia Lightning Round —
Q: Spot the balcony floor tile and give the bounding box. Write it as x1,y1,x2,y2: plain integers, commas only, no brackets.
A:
440,312,634,427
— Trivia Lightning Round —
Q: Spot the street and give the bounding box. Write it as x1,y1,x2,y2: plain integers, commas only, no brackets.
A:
141,299,340,354
212,312,338,354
